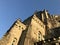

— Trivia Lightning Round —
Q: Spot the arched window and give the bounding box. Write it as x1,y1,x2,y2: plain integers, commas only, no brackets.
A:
12,38,17,45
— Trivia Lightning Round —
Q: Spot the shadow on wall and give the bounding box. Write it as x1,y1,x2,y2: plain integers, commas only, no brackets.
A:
18,28,28,45
48,27,60,38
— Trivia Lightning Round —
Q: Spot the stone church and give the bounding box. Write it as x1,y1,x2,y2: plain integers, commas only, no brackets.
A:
0,9,60,45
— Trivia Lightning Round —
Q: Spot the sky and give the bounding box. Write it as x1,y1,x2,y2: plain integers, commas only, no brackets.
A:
0,0,60,38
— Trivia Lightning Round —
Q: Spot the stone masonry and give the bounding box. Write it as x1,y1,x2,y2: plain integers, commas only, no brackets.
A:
0,9,60,45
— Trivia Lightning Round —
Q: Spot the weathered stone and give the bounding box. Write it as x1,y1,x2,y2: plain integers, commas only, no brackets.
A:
0,9,60,45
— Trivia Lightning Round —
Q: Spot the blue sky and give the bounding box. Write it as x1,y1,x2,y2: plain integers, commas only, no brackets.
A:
0,0,60,38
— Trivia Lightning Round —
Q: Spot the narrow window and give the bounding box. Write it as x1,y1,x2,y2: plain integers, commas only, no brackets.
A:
38,31,42,41
12,38,17,45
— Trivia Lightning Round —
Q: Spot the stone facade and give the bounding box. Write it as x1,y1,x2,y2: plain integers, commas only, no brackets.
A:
0,9,60,45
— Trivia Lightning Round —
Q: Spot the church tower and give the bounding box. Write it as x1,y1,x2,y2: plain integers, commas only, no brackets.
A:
0,19,26,45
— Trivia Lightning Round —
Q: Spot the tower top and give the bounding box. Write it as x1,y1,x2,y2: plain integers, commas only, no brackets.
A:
16,18,22,22
43,9,48,12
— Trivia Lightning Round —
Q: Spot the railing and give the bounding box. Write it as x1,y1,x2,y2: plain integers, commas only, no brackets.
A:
34,36,60,45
